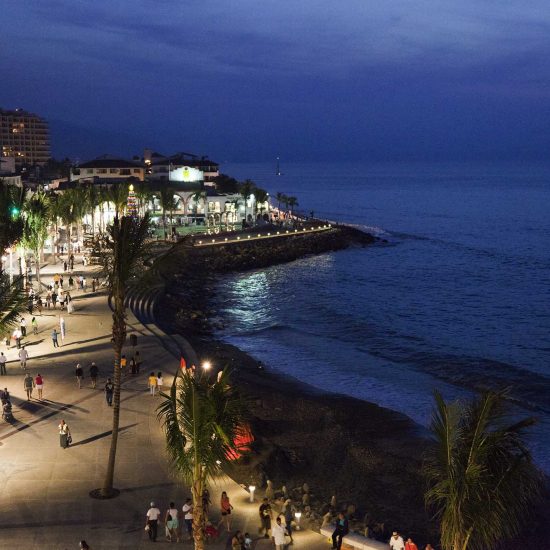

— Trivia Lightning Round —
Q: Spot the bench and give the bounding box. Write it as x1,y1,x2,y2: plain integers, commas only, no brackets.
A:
320,524,387,550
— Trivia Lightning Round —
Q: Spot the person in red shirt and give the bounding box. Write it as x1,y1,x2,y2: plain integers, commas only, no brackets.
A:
405,537,419,550
35,373,44,400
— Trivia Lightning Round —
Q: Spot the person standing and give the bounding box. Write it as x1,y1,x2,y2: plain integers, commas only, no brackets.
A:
156,371,163,394
259,497,272,538
23,372,35,400
59,316,66,343
31,317,38,335
104,378,114,406
218,491,233,533
58,419,71,448
134,350,141,373
283,499,294,544
51,290,57,309
165,502,180,543
182,498,193,540
145,502,161,542
89,362,99,388
51,328,59,348
35,373,44,400
75,363,83,389
405,538,419,550
20,317,27,337
148,372,158,396
67,295,74,314
331,512,349,550
272,516,287,550
389,531,405,550
36,297,43,315
13,328,22,349
0,352,6,375
19,346,29,369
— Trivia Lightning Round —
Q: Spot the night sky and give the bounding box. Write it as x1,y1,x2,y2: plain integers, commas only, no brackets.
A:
2,0,550,162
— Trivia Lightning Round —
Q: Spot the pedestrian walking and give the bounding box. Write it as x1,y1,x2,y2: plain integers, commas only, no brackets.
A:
134,350,141,373
46,291,52,309
83,277,87,291
36,297,43,315
405,537,419,550
120,354,127,373
202,488,211,520
89,362,99,388
259,498,272,538
129,357,137,375
283,499,294,544
19,346,29,369
165,502,180,542
104,378,114,406
156,371,163,394
272,517,287,550
218,491,233,532
31,317,38,335
23,372,35,400
182,497,193,540
51,291,57,309
63,260,67,272
75,363,83,389
148,372,158,396
145,501,161,542
59,316,66,342
20,317,27,337
244,532,252,549
0,352,6,375
92,278,96,293
58,419,71,448
35,373,44,400
389,531,405,550
13,328,22,349
69,275,74,289
51,328,59,348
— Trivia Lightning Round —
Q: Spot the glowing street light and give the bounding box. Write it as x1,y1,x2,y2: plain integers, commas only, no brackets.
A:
295,511,302,530
248,485,256,502
202,361,211,371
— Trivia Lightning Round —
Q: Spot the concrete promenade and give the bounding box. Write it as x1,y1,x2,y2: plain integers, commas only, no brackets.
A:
0,261,330,549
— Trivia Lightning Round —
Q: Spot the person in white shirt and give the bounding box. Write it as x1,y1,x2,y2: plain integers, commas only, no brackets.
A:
271,516,287,550
145,501,161,542
19,347,29,369
0,352,7,375
389,531,405,550
165,501,180,543
182,498,193,540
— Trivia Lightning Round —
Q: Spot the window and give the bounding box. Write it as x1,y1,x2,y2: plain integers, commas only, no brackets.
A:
97,168,107,174
120,169,131,175
133,168,140,174
110,168,118,174
86,169,93,174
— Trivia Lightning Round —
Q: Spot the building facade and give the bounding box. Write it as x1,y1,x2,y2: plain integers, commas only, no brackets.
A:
71,156,145,182
0,108,51,167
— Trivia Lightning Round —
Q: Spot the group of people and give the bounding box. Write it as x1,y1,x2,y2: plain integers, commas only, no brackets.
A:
388,531,434,550
145,498,195,543
147,371,163,395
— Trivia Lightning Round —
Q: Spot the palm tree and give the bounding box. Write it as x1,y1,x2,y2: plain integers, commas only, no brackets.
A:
157,368,248,550
254,187,269,217
276,192,286,212
21,191,51,287
0,181,25,253
424,391,543,550
158,187,177,239
134,181,153,217
191,190,206,224
95,214,151,498
0,273,27,337
240,179,254,224
57,188,85,259
286,196,298,216
85,184,101,237
106,184,129,218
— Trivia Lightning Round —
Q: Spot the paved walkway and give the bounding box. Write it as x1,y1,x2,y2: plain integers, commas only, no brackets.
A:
0,259,331,549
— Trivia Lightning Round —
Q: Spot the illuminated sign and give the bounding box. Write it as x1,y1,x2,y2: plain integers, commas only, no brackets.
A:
169,166,204,182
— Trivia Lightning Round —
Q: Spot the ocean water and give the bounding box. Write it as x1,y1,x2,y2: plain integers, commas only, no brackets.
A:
215,162,550,470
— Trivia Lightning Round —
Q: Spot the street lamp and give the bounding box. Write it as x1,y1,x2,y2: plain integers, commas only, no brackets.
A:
248,485,256,503
294,511,302,530
202,361,211,371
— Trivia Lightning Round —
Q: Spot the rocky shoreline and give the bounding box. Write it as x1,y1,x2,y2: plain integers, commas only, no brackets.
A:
152,224,548,548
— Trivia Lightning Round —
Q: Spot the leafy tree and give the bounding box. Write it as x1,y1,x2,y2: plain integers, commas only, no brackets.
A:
96,214,151,498
287,196,298,214
190,190,206,223
84,184,102,237
21,191,51,287
253,187,269,215
424,391,543,550
157,368,248,550
134,181,154,217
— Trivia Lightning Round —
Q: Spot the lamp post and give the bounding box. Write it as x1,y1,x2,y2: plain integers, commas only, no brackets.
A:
294,511,302,530
248,485,256,503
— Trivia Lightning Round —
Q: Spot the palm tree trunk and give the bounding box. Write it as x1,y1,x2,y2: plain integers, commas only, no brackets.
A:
35,247,41,288
102,291,124,496
67,225,72,260
192,475,206,550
